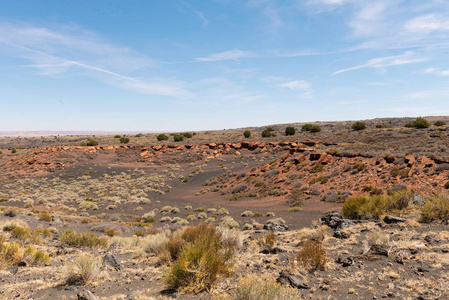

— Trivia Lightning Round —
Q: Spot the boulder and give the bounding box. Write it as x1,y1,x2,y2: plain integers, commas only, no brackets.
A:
276,270,310,289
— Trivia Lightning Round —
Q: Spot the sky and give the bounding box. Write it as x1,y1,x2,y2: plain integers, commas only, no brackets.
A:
1,0,449,132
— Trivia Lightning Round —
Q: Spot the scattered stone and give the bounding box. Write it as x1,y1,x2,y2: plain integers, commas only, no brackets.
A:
264,222,289,231
333,230,349,239
336,257,354,267
321,211,351,230
383,216,406,224
103,254,123,270
424,235,440,245
77,290,98,300
18,260,26,267
276,270,310,289
260,246,285,254
7,265,18,275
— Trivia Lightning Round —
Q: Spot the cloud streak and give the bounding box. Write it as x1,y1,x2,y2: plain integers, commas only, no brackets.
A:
195,49,255,62
0,22,189,97
332,51,427,75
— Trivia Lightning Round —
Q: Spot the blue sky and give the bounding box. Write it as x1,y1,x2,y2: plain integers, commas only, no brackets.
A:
1,0,449,132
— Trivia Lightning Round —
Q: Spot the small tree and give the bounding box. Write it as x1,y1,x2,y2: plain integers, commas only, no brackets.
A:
173,134,184,142
302,124,313,132
181,132,193,138
83,139,98,146
412,118,430,129
11,148,17,154
285,126,295,136
243,130,251,138
261,129,275,138
310,125,321,133
120,137,130,144
157,134,169,141
434,120,446,127
351,121,367,131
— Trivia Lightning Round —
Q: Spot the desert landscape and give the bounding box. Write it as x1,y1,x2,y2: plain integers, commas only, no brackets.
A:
0,117,448,299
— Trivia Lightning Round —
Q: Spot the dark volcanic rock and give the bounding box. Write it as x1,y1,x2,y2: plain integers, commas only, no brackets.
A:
77,290,98,300
103,254,123,270
264,222,289,231
383,216,406,224
276,270,310,289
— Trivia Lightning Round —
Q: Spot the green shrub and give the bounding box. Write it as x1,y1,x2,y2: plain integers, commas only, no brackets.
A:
261,129,275,138
285,126,295,136
82,138,98,146
11,148,17,154
24,245,51,265
243,130,251,138
59,230,109,248
181,132,193,138
164,223,234,293
173,134,184,142
434,120,446,126
114,135,121,138
157,134,169,141
351,121,367,131
301,124,313,131
119,137,130,144
342,190,413,220
11,226,31,241
104,229,118,237
310,164,324,173
309,125,321,133
420,195,449,223
412,117,430,129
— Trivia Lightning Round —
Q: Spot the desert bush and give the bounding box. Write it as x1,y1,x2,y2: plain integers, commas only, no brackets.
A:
241,211,253,217
261,129,275,138
184,205,192,210
79,201,98,210
351,121,367,131
301,124,313,131
197,212,207,219
104,229,118,237
296,238,326,270
343,190,413,220
231,273,302,300
412,117,430,129
218,226,244,250
11,148,16,154
114,135,121,138
265,231,275,248
65,254,102,285
309,164,324,173
420,195,449,223
285,126,295,136
119,137,130,144
217,208,229,215
243,130,251,138
252,212,263,217
134,230,145,237
342,196,385,219
39,211,52,222
221,216,239,228
0,238,23,267
157,134,169,141
288,207,302,212
143,231,170,255
434,120,446,126
173,134,184,142
59,230,109,248
2,220,26,232
309,125,321,133
194,207,206,212
164,223,235,293
82,138,98,146
24,245,51,265
24,199,34,208
11,226,31,241
81,218,90,224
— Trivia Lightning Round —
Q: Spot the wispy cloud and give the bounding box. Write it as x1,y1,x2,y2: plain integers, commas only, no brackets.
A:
194,10,209,26
424,67,449,76
195,49,255,62
333,51,427,75
277,80,310,91
0,22,190,97
404,14,449,33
